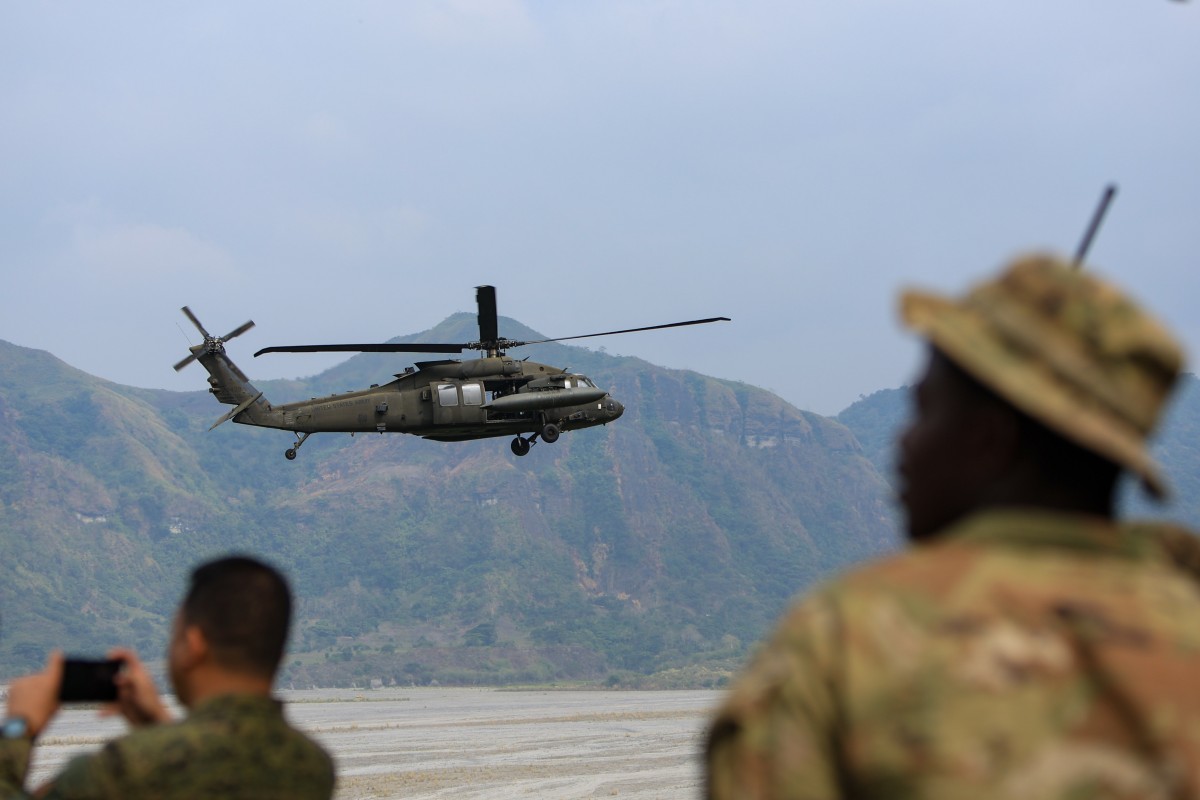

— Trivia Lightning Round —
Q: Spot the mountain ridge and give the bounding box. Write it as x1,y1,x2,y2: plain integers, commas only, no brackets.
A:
0,326,897,686
6,328,1199,687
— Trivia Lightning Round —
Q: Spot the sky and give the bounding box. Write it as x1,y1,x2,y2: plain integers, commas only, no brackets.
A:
2,1,1198,416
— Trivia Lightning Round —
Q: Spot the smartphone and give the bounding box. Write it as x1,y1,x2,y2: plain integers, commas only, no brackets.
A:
58,658,124,702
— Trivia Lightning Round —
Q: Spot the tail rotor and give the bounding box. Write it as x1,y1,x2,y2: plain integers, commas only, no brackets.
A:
174,306,255,371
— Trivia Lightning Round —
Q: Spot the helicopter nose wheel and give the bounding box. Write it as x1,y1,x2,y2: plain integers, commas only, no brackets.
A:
512,423,560,456
285,432,312,461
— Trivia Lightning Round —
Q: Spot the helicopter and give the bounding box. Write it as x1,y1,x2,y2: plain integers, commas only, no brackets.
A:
174,286,729,460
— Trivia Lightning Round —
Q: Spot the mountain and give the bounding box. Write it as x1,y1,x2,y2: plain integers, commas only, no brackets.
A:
836,375,1200,527
0,319,899,687
834,387,908,480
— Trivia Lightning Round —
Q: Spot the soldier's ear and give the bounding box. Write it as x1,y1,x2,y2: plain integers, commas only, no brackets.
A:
178,624,211,668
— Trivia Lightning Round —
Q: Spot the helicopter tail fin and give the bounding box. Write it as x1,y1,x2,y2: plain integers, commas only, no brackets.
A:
208,391,265,430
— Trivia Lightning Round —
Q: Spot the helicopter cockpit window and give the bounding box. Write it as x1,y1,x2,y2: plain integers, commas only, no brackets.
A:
461,383,483,406
562,378,574,389
437,384,459,407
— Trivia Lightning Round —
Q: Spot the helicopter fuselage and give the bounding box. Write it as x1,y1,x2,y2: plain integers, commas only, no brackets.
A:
266,357,623,441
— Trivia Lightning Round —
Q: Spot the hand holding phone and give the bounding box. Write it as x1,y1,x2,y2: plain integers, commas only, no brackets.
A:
58,658,125,703
4,651,66,737
105,647,173,727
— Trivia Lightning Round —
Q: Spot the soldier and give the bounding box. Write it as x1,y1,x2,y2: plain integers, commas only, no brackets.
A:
706,254,1200,798
0,555,334,799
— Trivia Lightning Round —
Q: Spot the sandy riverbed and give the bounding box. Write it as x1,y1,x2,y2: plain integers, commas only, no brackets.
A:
27,687,724,799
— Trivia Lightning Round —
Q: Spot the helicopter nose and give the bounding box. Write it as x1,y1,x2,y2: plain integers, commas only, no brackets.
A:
607,397,624,420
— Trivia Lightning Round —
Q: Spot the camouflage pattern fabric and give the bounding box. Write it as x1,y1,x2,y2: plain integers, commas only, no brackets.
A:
706,509,1200,799
1140,521,1200,585
901,254,1184,499
0,739,32,798
0,693,333,799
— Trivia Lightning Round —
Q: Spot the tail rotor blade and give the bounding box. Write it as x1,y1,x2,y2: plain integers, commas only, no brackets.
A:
175,307,253,371
181,306,211,338
223,320,255,341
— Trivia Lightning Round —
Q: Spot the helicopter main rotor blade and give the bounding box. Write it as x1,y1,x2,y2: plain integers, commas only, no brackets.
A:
180,306,211,338
519,316,732,346
254,342,469,357
477,285,499,345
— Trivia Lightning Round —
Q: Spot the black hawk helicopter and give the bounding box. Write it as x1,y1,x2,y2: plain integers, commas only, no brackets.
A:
174,286,729,460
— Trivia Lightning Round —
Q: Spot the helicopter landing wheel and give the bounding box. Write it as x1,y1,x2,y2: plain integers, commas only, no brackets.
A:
541,423,560,444
284,432,312,461
511,436,531,457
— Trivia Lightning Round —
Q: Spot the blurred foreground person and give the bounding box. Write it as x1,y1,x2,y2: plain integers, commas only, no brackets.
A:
0,555,334,799
707,254,1200,799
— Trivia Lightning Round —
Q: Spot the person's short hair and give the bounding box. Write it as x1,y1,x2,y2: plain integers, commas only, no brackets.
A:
180,555,292,679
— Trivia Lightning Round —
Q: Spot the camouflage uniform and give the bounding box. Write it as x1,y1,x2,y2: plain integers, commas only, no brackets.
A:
0,693,334,799
708,255,1200,798
707,509,1200,799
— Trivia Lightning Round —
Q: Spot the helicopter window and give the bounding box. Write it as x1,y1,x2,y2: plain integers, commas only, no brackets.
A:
461,383,483,406
562,378,574,389
437,384,459,407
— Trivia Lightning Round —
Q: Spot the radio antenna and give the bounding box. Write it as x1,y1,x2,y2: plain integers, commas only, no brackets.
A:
1072,183,1118,269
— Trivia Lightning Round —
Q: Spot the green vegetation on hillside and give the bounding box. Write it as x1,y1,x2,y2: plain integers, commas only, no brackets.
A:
3,329,898,686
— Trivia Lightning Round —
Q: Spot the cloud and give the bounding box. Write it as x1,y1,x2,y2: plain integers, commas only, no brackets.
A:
2,1,1198,414
70,222,238,284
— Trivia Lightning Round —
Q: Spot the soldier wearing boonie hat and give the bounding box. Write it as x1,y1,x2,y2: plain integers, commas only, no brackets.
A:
707,254,1200,800
900,252,1182,500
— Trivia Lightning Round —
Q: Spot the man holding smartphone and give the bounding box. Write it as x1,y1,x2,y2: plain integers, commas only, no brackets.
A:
0,555,334,798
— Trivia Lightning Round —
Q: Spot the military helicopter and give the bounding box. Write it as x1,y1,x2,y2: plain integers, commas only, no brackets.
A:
174,286,729,460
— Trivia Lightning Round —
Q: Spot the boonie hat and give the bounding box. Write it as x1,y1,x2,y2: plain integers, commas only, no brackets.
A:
900,253,1184,499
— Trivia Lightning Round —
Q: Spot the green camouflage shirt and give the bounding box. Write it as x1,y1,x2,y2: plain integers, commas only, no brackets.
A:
707,509,1200,800
1,693,334,799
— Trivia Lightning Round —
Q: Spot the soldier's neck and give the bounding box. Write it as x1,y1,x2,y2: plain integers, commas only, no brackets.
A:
182,668,275,709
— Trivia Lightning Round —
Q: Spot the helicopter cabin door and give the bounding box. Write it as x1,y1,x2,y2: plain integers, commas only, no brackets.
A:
430,380,486,426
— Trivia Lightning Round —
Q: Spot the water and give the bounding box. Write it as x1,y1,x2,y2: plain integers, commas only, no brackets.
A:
27,687,724,799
